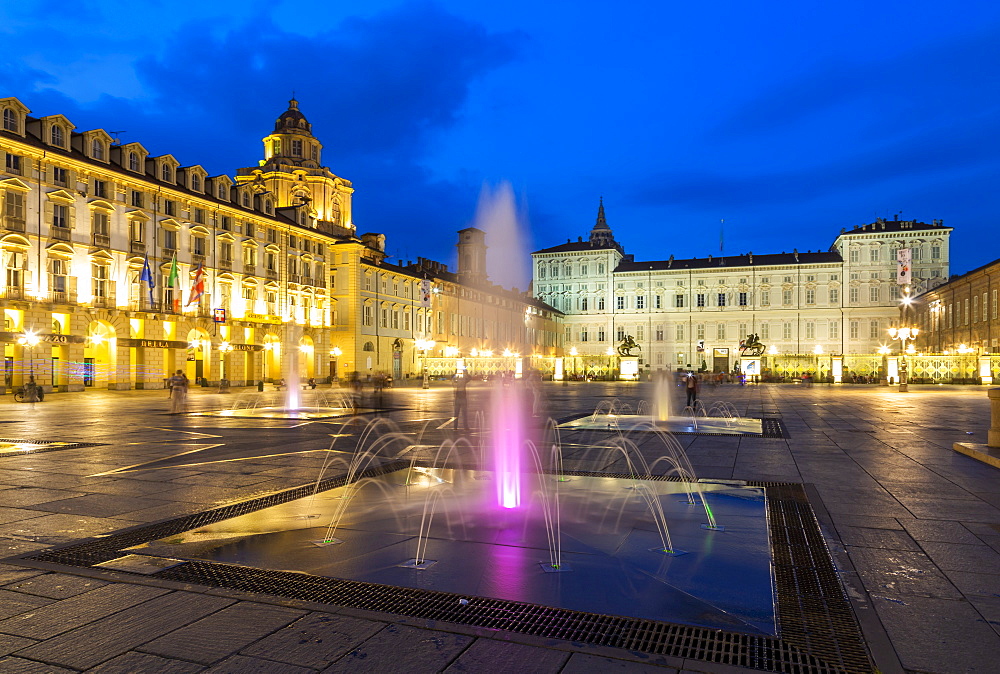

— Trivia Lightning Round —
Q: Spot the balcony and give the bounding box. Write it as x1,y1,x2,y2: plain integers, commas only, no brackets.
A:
129,241,146,256
47,290,77,305
50,226,71,242
191,253,206,264
1,286,26,301
90,293,116,308
288,273,302,284
161,247,176,260
129,299,162,313
218,258,232,271
3,218,25,233
266,269,277,280
92,232,111,248
243,263,256,275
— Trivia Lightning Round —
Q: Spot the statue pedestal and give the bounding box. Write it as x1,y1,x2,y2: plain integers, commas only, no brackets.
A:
619,357,640,381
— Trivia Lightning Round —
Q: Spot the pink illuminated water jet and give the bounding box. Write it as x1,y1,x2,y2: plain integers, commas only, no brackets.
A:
492,384,523,509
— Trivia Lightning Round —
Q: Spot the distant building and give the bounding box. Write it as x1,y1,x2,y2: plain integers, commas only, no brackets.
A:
912,257,1000,354
532,201,952,371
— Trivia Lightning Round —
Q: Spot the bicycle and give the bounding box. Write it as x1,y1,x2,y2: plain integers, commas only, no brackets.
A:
11,386,43,403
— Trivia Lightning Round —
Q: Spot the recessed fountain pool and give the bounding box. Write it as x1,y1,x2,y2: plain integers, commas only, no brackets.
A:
125,466,776,636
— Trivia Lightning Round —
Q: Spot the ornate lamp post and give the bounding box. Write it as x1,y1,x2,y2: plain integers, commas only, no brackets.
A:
888,326,919,391
331,347,342,384
17,330,40,382
416,338,435,389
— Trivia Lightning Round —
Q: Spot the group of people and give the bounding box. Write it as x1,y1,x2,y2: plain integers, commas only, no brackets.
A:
167,369,189,413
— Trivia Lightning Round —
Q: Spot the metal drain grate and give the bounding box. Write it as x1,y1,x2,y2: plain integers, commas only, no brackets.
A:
0,439,107,458
17,466,872,674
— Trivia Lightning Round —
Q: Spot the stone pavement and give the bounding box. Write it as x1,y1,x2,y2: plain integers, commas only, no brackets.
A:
0,381,996,672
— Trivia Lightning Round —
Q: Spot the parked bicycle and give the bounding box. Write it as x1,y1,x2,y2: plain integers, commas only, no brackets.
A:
12,386,44,403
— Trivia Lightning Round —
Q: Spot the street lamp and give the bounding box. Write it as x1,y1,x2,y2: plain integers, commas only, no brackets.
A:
17,330,40,383
331,346,342,384
415,338,435,389
888,326,919,391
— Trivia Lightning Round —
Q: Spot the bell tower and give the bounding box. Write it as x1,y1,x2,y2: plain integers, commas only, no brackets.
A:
457,227,488,285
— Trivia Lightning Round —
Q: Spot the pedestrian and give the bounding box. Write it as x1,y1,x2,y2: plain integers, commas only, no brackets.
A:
168,369,188,413
453,373,469,430
24,375,40,403
684,372,699,408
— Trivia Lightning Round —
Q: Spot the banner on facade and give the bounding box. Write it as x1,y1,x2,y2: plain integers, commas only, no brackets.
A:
420,279,432,307
896,248,912,285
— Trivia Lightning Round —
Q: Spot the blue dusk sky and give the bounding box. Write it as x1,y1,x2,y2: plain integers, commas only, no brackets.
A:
2,1,998,290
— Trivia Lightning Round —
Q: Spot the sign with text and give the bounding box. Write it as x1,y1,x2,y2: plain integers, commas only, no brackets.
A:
244,313,283,324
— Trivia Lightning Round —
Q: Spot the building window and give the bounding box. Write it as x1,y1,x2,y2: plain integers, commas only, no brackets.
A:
597,297,605,311
869,286,880,303
194,208,206,224
265,252,276,271
91,139,104,160
636,325,644,341
291,139,303,156
674,294,683,308
806,289,815,305
2,108,18,132
221,216,232,231
92,263,109,298
363,304,373,326
760,291,770,306
717,323,725,340
162,228,177,250
829,288,839,304
131,190,144,208
311,145,318,161
220,242,233,264
636,295,645,310
190,174,201,191
242,192,250,207
129,152,140,172
830,322,839,339
850,320,859,339
870,248,880,262
49,258,68,295
616,296,625,310
782,290,792,305
869,320,880,339
993,289,998,320
783,323,792,339
5,153,22,175
932,245,941,260
805,322,815,339
52,203,68,229
192,236,205,256
538,266,546,279
218,184,227,199
92,211,109,236
849,287,859,304
697,324,705,339
717,293,726,307
52,166,68,186
581,298,588,311
738,292,748,306
161,164,172,182
696,293,705,307
50,126,64,147
676,324,684,341
761,324,769,339
163,199,175,216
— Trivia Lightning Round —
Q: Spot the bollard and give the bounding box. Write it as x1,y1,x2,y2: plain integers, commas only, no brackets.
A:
989,388,1000,448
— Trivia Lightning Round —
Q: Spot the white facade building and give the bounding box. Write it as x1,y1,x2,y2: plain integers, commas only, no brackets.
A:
532,203,952,371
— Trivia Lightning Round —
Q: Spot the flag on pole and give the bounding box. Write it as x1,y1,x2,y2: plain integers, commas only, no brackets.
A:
139,254,155,305
167,252,180,312
186,262,205,306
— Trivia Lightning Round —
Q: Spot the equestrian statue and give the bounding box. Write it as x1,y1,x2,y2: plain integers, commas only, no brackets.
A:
738,333,766,357
617,334,641,357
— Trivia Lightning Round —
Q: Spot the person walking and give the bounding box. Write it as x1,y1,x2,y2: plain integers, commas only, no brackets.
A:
24,375,41,404
684,371,699,408
168,369,188,413
453,373,469,430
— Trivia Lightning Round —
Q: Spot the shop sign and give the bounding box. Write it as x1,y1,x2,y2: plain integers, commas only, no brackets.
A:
244,313,283,324
118,338,190,349
227,343,263,352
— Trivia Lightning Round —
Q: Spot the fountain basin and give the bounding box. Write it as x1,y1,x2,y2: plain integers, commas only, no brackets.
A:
127,467,776,636
198,407,379,420
560,414,765,435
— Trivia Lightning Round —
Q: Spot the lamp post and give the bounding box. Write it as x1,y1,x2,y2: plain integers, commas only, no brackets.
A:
331,346,342,384
17,330,40,385
888,326,919,391
416,338,435,389
218,342,232,391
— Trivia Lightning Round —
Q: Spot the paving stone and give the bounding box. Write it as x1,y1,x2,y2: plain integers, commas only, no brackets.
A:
87,651,206,673
920,541,1000,573
3,573,107,599
561,652,683,672
0,514,138,543
203,654,315,673
443,638,569,672
140,601,305,665
321,624,473,673
28,493,175,518
0,656,76,672
838,526,921,551
0,566,47,587
0,488,86,508
0,634,37,657
899,519,986,544
0,583,167,639
869,594,1000,673
239,612,383,669
0,589,54,620
846,547,963,599
0,508,48,526
13,591,234,669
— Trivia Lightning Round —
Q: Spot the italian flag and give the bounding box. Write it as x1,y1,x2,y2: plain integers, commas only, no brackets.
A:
167,253,181,312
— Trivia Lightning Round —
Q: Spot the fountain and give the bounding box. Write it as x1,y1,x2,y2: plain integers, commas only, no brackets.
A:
126,187,774,636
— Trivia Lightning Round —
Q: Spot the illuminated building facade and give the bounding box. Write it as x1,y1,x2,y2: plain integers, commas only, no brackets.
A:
912,257,1000,355
0,96,560,391
533,203,952,372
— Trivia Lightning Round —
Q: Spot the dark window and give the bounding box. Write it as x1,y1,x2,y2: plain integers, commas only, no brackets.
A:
131,190,144,208
93,179,107,198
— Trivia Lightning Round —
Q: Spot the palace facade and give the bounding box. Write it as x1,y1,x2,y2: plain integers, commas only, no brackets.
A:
532,202,952,373
912,257,1000,355
0,97,560,391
